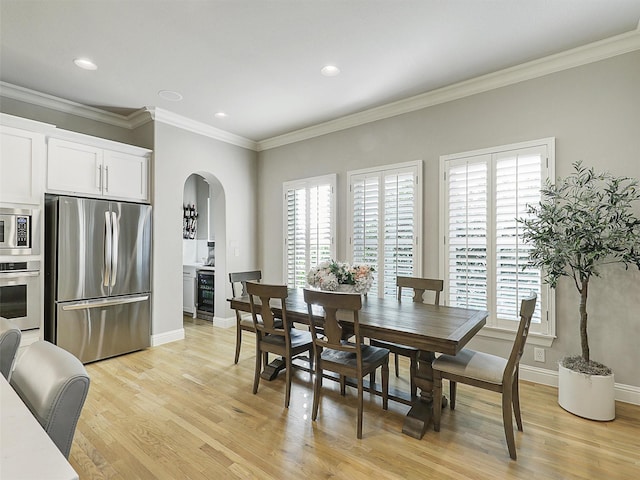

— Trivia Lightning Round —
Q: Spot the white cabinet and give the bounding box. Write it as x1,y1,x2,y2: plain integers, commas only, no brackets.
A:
47,137,149,202
0,125,46,205
47,139,103,197
103,150,148,201
183,266,197,316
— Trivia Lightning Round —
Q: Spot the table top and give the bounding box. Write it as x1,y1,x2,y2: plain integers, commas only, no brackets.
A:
229,288,488,355
1,375,79,480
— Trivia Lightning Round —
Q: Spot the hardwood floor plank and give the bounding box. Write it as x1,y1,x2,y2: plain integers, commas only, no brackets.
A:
68,318,640,479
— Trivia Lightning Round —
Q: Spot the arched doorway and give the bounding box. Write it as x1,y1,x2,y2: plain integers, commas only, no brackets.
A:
182,172,227,326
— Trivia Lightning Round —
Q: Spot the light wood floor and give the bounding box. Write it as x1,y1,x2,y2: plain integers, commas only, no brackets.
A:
69,317,640,479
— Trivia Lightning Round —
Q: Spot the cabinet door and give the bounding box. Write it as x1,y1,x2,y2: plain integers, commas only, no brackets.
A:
183,273,195,314
103,150,148,202
47,138,103,196
0,126,45,204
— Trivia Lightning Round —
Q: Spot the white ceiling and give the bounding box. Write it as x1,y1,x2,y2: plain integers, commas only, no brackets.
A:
1,1,640,143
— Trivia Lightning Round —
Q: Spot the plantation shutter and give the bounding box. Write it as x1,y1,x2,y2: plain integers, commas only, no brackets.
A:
383,172,416,297
349,161,422,298
352,175,381,294
284,175,335,288
494,149,543,324
441,139,552,335
446,158,489,311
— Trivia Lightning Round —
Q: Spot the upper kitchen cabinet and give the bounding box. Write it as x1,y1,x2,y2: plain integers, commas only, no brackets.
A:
47,135,151,203
0,125,46,205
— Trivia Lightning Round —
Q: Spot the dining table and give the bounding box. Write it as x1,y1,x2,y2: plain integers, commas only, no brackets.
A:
229,288,488,439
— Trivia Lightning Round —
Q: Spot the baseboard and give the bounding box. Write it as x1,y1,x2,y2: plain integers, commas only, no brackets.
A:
212,316,235,329
151,328,185,346
520,364,640,406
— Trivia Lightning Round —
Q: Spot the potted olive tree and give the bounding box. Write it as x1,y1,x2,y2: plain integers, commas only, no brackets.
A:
519,161,640,420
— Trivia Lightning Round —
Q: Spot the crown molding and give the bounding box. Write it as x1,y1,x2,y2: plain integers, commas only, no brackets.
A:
146,107,257,151
0,81,142,129
257,29,640,151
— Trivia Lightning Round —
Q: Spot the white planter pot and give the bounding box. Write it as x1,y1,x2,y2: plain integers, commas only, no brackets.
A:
558,364,615,421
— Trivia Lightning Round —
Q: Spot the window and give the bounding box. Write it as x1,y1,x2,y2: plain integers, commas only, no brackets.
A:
348,161,422,298
283,174,336,288
440,139,555,339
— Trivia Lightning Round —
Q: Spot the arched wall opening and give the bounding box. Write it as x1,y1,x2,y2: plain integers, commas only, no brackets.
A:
181,172,228,326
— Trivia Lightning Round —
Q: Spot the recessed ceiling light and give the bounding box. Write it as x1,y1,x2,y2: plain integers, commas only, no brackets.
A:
73,58,97,71
158,90,183,101
321,65,340,77
214,112,228,118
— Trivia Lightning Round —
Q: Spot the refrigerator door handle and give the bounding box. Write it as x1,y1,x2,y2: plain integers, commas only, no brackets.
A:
104,211,112,287
61,295,150,311
110,211,119,287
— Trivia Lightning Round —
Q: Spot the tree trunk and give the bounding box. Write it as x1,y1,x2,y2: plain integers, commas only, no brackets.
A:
580,279,589,362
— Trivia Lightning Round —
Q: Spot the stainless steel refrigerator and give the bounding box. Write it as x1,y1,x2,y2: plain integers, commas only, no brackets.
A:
44,195,152,363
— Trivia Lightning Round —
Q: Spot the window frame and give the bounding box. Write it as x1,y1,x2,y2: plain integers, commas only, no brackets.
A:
439,138,556,346
282,174,337,288
347,160,423,298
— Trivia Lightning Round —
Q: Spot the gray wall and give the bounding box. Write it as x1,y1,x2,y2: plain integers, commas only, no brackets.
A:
152,122,258,338
257,50,640,386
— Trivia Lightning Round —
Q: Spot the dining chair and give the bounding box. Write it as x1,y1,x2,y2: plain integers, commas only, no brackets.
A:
303,288,390,439
0,317,22,381
229,270,263,364
10,340,90,459
432,293,537,460
247,281,314,408
370,276,443,396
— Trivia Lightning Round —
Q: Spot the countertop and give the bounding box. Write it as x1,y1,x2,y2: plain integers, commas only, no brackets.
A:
183,263,215,272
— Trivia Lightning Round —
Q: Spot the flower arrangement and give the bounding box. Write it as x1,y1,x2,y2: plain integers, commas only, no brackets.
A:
307,260,375,294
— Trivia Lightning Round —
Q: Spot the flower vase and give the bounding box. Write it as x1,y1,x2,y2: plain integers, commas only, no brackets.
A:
336,284,358,293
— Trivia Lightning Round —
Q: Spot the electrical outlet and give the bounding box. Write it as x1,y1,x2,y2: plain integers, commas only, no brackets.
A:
534,347,545,363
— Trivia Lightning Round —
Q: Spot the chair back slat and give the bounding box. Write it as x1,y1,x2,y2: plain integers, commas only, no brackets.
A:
303,289,362,353
396,276,443,305
246,282,288,336
504,293,537,382
229,270,262,297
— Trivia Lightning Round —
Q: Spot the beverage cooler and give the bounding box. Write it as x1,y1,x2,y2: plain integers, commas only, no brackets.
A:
196,270,214,320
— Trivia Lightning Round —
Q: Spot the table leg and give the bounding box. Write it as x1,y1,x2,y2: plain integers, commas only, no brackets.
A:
402,350,436,439
260,357,286,380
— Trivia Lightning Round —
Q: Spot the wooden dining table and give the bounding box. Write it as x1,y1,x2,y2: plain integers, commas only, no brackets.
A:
229,288,488,439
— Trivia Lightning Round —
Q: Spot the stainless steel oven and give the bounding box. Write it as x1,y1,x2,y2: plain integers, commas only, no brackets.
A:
0,207,40,255
0,260,41,330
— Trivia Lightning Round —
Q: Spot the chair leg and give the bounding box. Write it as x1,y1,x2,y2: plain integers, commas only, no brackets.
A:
308,346,315,378
357,376,364,439
312,356,322,421
340,375,346,396
512,370,523,431
253,342,261,394
449,381,457,410
369,371,376,387
234,324,242,364
433,371,443,432
409,353,417,397
284,354,292,408
394,353,399,377
502,388,517,460
381,359,389,410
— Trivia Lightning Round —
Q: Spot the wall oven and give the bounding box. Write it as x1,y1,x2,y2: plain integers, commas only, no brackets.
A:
0,260,41,330
0,207,40,255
